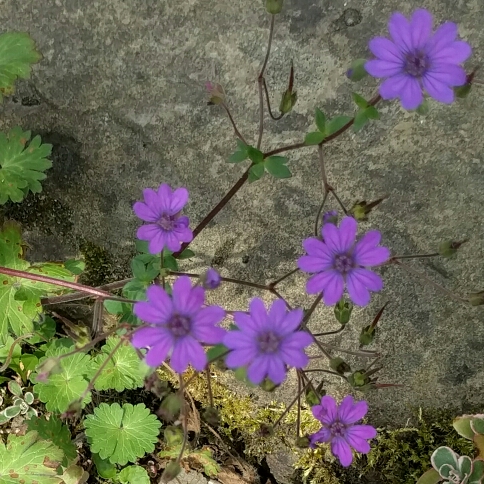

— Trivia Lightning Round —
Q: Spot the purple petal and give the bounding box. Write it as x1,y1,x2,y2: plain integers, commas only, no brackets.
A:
233,312,259,335
426,64,467,86
182,286,205,316
278,343,309,368
331,437,353,467
165,231,183,252
145,339,173,367
143,188,163,212
171,336,206,373
338,396,368,424
422,74,455,103
137,224,160,241
365,59,403,78
306,271,344,305
247,356,270,384
311,403,326,421
225,346,258,368
379,73,409,100
302,237,334,261
172,277,197,313
322,223,341,253
399,76,423,110
410,9,433,50
347,269,383,306
368,37,404,63
309,428,331,446
388,12,413,53
133,201,159,223
345,433,371,454
338,217,358,253
134,302,166,324
298,255,333,273
170,187,189,214
266,356,287,385
277,308,304,336
156,184,173,212
145,284,173,319
191,322,226,345
249,298,268,328
431,41,472,64
354,232,390,266
132,326,169,349
346,424,377,441
319,395,338,425
223,331,255,350
268,299,287,329
193,305,225,328
281,331,313,350
426,22,457,57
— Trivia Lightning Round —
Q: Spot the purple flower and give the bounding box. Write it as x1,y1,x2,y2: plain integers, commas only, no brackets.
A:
201,268,221,290
309,395,377,467
133,183,193,255
132,277,226,373
298,216,390,306
223,298,313,385
365,9,471,110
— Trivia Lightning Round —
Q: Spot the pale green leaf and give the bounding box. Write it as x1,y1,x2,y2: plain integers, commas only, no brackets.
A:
117,465,150,484
325,116,353,137
0,431,64,484
248,163,264,183
315,108,326,132
92,337,149,392
84,402,161,465
32,343,93,413
264,157,292,179
304,131,326,146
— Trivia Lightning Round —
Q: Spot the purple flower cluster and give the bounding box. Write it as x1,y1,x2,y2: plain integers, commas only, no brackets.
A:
310,395,377,467
298,216,390,306
365,8,471,109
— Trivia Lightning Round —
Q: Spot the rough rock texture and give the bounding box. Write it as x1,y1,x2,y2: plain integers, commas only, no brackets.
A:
2,0,484,465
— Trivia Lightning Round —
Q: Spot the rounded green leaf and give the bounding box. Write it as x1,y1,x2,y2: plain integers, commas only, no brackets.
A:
246,146,264,164
315,108,326,132
304,131,326,145
3,405,21,418
431,446,459,472
117,465,150,484
8,380,22,397
352,92,369,109
346,58,369,82
353,110,369,133
264,156,292,179
84,402,161,465
454,415,476,440
248,163,265,183
92,453,117,479
325,116,353,136
472,418,484,435
416,468,441,484
469,459,484,483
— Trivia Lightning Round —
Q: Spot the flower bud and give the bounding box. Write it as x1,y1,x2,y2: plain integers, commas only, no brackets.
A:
265,0,283,14
259,423,274,438
296,436,311,448
438,240,468,259
334,298,353,325
279,89,297,115
164,425,184,446
35,357,62,382
161,461,182,483
322,210,338,225
350,196,387,222
202,406,220,427
61,399,83,419
329,357,351,375
201,268,221,289
206,82,226,105
346,58,368,82
468,291,484,306
359,325,376,346
260,378,278,392
455,82,472,99
348,370,370,388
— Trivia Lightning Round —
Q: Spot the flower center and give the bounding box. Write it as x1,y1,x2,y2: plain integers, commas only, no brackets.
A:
334,254,353,273
167,314,191,337
157,213,176,231
329,421,347,437
404,50,430,77
257,331,281,353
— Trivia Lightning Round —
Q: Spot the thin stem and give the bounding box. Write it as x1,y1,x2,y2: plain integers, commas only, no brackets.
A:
296,376,301,438
269,288,292,310
0,333,33,372
317,144,331,192
262,78,283,121
391,253,439,260
168,271,269,291
303,369,346,379
273,379,310,429
392,260,468,303
302,294,322,327
174,167,250,256
313,191,329,236
319,342,378,358
330,189,348,215
177,376,188,464
160,252,166,289
269,267,299,288
257,14,276,149
206,368,214,407
312,325,345,337
221,102,248,144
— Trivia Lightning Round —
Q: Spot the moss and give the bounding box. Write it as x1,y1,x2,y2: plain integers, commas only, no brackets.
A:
78,239,117,287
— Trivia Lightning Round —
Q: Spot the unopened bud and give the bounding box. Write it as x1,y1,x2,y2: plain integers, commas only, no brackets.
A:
279,89,297,114
416,99,430,116
468,291,484,306
455,83,472,99
259,423,274,438
202,407,220,426
36,357,62,382
164,425,183,447
438,240,468,259
158,393,182,421
145,372,170,398
359,325,376,346
260,378,278,392
305,383,325,407
62,399,83,419
201,268,221,289
334,298,353,325
265,0,283,14
329,357,351,375
348,370,370,388
322,210,338,226
346,58,368,82
296,436,311,448
206,82,226,105
161,461,182,483
350,196,387,222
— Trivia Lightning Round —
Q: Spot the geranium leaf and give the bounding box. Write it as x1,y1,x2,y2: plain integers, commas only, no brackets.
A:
84,403,161,465
32,342,93,413
0,431,64,484
117,465,150,484
92,337,149,392
0,127,52,204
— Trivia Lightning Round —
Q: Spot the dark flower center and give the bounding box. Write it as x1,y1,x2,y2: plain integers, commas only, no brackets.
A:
167,314,191,337
334,254,354,273
330,421,347,437
157,213,176,231
258,331,281,353
404,50,430,77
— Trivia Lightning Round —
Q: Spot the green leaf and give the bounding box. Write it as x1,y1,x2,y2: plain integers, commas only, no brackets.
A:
28,315,57,344
206,344,228,363
246,146,264,164
353,110,369,133
135,240,150,254
228,140,248,163
415,468,442,484
32,343,93,413
304,131,325,146
131,257,146,280
191,448,220,477
3,405,21,418
64,259,85,276
0,336,22,363
0,32,41,101
163,254,179,272
472,418,484,435
431,446,458,471
8,380,22,397
352,92,369,109
346,58,369,82
60,465,89,484
248,163,265,183
453,415,476,440
315,108,326,132
469,459,484,483
104,299,124,315
84,402,161,465
325,116,353,137
0,431,63,484
27,415,77,465
177,248,195,260
122,280,146,301
365,106,380,120
264,156,292,179
92,337,148,392
117,466,150,484
92,453,117,479
0,128,52,204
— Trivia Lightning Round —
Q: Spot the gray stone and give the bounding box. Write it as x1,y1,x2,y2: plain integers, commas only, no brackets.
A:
2,0,484,442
